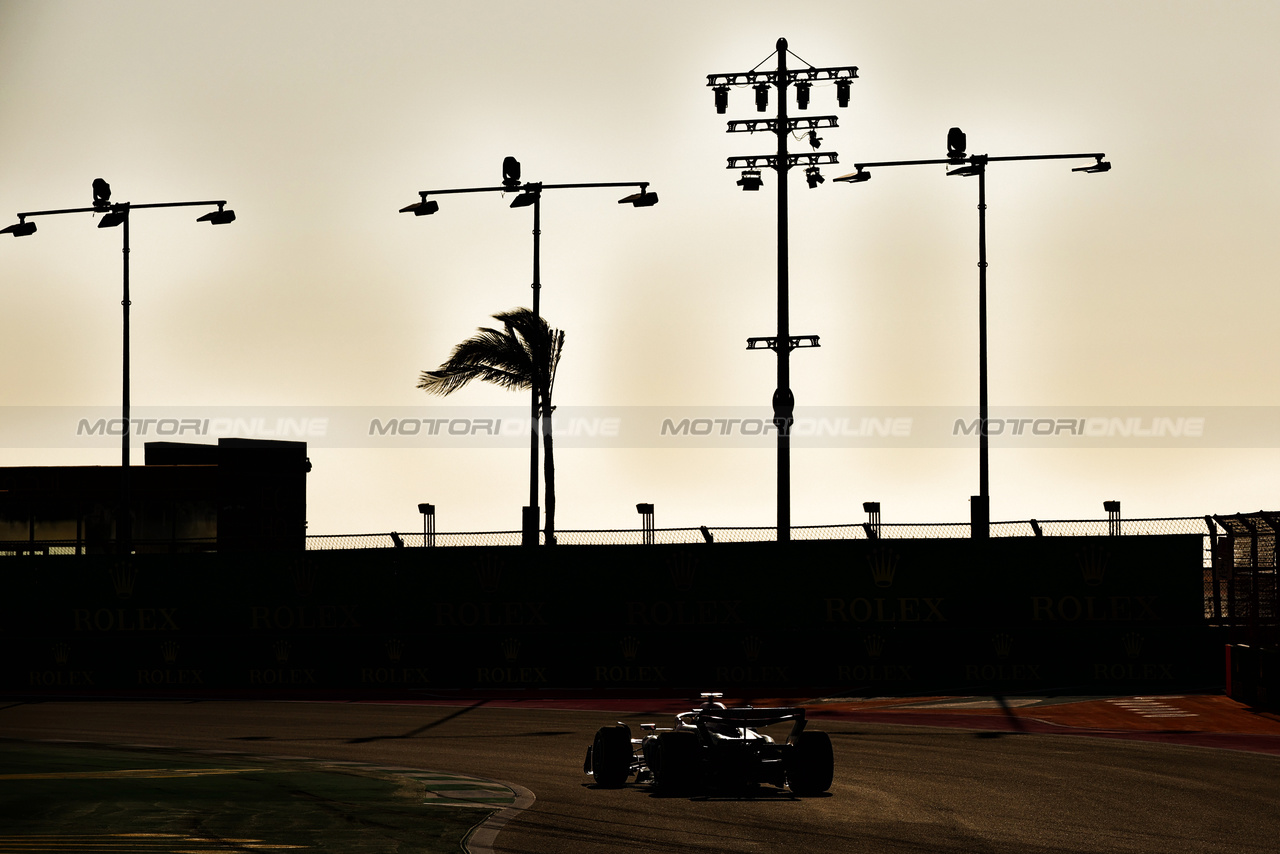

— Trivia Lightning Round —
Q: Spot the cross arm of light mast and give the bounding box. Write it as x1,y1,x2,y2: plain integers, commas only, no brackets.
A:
15,200,230,218
727,116,839,133
985,152,1106,165
409,181,651,198
746,335,821,351
845,152,1108,172
727,152,839,170
706,66,858,87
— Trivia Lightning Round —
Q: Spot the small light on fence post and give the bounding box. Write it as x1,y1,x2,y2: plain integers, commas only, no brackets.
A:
636,503,655,545
1104,500,1121,536
862,501,881,540
419,502,436,548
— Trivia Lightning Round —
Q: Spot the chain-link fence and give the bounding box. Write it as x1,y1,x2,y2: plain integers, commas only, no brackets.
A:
307,516,1216,553
307,516,1247,634
305,530,525,550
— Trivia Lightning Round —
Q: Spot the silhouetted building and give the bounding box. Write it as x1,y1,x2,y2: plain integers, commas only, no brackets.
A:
0,438,308,554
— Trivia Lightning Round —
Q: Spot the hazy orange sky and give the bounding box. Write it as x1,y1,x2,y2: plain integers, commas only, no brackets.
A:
2,1,1278,535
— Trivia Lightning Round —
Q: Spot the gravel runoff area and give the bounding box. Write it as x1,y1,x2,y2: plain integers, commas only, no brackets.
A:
0,738,529,854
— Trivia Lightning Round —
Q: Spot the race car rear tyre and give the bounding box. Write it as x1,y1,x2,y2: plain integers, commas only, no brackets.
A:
591,725,632,787
787,730,834,795
652,730,702,792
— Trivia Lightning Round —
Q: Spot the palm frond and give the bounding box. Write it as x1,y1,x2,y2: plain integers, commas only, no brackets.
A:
418,308,563,402
418,307,567,538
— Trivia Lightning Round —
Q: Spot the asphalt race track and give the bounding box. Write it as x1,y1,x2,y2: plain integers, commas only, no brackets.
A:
2,700,1278,853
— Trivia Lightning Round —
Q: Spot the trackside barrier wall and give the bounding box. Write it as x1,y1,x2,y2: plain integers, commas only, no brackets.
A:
5,536,1214,695
1225,644,1280,710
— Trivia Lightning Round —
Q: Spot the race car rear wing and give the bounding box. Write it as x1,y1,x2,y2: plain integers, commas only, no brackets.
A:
695,706,808,741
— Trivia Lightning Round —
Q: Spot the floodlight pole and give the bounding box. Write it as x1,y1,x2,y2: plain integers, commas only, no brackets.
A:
837,147,1108,538
401,172,656,546
529,192,541,534
7,194,234,554
709,38,857,543
775,44,793,544
976,162,989,514
122,209,131,535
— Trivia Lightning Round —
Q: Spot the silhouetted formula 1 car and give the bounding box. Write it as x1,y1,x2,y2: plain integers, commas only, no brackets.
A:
584,695,834,795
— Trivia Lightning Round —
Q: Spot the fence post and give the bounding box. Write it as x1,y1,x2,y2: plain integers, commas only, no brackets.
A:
636,503,654,546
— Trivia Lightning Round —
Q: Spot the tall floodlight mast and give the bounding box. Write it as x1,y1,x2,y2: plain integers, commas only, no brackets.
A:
706,38,858,543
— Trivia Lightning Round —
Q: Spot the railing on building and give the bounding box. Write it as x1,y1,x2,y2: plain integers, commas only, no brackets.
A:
0,537,217,557
1206,513,1280,647
0,515,1222,561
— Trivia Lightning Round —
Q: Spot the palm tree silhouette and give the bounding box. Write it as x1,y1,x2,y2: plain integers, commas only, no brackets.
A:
418,308,565,542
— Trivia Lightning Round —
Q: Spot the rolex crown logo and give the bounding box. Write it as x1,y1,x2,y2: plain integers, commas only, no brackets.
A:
273,639,291,663
501,637,520,662
863,634,885,659
666,551,697,591
992,633,1014,660
52,643,71,666
867,547,899,588
474,557,502,592
385,638,405,662
160,640,179,664
109,559,138,598
1077,545,1108,586
1122,631,1144,659
290,558,316,596
742,635,763,662
621,636,640,661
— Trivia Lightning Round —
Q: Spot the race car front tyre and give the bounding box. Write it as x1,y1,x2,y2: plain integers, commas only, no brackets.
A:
652,730,702,792
591,725,633,787
786,730,834,795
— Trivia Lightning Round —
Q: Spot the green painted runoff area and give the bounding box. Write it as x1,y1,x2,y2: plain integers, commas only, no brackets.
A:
0,740,510,853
